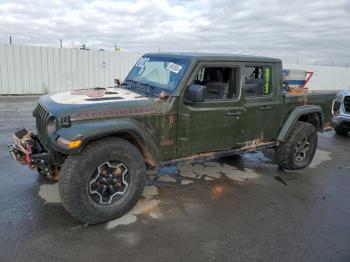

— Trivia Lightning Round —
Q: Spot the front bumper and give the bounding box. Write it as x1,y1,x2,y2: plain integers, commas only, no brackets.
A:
8,128,54,178
331,114,350,130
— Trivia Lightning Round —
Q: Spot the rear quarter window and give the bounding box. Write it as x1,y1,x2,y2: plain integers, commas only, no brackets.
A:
244,66,272,97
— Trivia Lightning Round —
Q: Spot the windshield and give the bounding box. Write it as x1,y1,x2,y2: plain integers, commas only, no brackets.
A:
124,56,190,95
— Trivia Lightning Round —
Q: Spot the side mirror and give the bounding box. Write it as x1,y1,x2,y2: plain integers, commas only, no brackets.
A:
186,84,206,103
114,79,121,86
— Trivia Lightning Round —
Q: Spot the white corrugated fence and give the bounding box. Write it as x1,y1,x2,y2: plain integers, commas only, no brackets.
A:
0,44,350,94
0,44,142,94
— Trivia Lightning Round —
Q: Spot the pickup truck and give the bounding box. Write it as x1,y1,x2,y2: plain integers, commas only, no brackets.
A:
9,53,335,224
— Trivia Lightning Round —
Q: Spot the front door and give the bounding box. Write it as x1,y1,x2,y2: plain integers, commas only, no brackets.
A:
177,62,246,156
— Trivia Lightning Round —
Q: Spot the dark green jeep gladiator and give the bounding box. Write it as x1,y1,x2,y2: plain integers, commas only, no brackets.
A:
9,53,335,224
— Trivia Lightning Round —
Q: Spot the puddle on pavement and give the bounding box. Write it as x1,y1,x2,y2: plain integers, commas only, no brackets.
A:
38,158,264,229
181,180,194,185
106,197,161,229
308,149,332,168
38,183,162,229
142,185,158,196
38,183,61,203
178,161,260,182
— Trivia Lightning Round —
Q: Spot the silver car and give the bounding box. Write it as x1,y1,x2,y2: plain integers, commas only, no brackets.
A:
332,90,350,136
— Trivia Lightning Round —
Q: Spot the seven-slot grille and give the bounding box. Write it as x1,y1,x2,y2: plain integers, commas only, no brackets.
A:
344,96,350,113
33,103,51,149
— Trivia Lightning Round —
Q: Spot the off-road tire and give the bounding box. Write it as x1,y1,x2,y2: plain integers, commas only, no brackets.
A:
59,137,146,224
276,121,318,170
335,126,349,136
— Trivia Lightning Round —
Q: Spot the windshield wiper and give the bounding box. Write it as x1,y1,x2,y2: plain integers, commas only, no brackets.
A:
139,82,163,97
122,79,137,90
121,79,152,96
122,80,162,97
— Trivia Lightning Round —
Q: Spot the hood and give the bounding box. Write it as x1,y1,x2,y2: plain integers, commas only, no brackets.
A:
338,89,350,98
39,87,157,121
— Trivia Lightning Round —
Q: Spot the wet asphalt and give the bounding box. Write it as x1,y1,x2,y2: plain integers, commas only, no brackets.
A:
0,96,349,262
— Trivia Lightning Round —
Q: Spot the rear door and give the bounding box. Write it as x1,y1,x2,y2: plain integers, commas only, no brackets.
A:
242,63,284,142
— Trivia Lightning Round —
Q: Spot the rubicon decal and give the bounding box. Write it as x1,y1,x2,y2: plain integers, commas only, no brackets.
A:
72,107,155,120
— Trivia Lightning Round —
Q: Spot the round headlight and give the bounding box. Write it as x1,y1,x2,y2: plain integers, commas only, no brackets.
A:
47,117,57,135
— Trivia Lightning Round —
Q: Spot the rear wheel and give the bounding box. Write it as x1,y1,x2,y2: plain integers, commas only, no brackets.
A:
276,121,318,170
58,137,146,224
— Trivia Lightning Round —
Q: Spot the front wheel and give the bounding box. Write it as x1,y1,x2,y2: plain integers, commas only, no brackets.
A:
276,121,318,170
58,137,146,224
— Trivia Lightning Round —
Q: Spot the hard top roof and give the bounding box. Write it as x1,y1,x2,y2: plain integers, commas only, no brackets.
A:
145,52,281,63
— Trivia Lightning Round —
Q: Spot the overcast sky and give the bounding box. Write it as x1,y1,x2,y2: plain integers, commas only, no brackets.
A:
0,0,349,65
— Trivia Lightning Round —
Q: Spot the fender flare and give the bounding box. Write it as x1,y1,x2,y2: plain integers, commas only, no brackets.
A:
54,118,162,166
277,105,324,142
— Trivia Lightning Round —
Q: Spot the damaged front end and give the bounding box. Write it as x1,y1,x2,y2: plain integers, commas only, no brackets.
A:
8,128,59,181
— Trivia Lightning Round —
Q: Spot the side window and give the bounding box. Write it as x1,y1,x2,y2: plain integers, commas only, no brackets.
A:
191,66,239,100
244,66,272,97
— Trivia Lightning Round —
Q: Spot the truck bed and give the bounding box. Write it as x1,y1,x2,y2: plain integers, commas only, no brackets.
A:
284,92,336,126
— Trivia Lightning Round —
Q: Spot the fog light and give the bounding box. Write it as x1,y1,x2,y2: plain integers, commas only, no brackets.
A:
57,137,82,148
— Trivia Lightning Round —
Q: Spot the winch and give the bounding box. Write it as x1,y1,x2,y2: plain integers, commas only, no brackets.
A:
8,128,56,179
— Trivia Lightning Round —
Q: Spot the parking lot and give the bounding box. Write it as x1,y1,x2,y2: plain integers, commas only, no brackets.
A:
0,96,349,262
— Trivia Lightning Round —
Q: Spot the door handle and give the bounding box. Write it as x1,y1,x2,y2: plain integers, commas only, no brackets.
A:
225,111,242,117
260,106,272,111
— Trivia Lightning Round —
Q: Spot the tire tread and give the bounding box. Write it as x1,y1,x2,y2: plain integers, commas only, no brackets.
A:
276,121,317,170
58,137,146,224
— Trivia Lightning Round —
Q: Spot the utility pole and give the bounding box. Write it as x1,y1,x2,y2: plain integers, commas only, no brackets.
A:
60,39,62,48
114,44,121,51
9,36,12,45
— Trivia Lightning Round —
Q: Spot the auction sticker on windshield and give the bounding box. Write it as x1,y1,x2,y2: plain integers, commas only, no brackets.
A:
166,62,182,73
135,57,149,68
